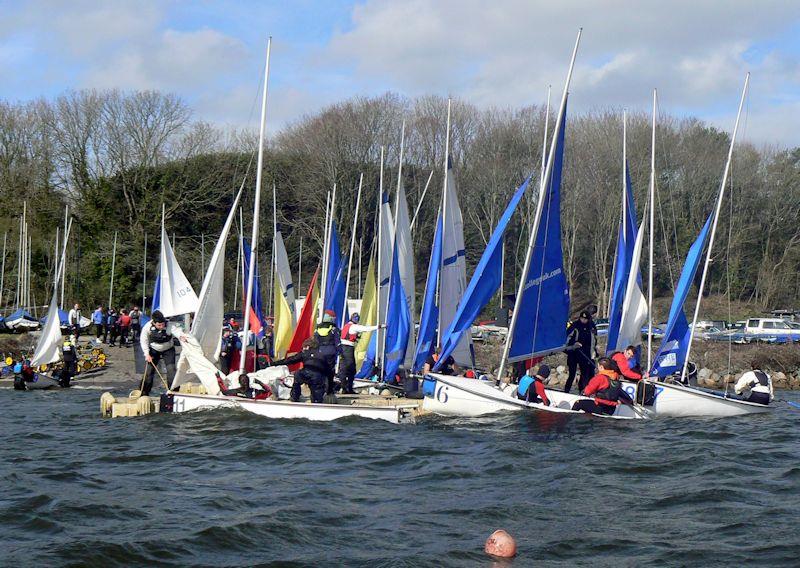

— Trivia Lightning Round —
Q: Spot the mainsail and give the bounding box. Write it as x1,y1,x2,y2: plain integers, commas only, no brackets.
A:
412,213,442,372
436,176,532,369
606,163,641,353
383,241,411,380
355,252,377,370
650,213,713,377
152,207,199,318
439,157,472,366
172,188,242,392
615,220,649,350
394,178,415,367
507,103,570,362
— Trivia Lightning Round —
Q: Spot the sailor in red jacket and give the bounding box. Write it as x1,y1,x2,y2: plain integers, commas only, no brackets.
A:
517,364,551,406
611,346,644,381
216,373,271,400
571,357,627,415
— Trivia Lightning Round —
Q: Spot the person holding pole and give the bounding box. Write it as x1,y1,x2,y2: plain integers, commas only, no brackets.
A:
139,310,184,396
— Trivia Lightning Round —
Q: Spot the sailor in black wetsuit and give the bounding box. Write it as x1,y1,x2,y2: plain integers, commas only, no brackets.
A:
315,310,341,395
270,337,334,403
139,310,181,395
57,335,77,387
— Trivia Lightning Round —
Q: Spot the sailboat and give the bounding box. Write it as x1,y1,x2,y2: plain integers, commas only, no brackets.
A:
23,220,74,389
626,76,772,418
151,204,199,318
163,40,418,424
421,31,643,419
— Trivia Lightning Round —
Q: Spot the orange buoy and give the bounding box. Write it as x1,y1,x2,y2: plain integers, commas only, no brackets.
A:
485,529,517,558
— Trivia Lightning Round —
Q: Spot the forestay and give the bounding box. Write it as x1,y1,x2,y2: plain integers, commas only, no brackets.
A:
651,213,713,377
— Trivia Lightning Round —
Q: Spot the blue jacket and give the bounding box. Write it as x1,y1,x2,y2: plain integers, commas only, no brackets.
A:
92,309,104,324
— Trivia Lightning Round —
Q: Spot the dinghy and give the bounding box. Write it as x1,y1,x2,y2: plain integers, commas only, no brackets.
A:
5,309,39,332
421,32,644,420
166,40,421,424
635,75,773,418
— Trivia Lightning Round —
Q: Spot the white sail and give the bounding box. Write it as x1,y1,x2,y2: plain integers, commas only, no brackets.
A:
154,221,199,318
30,289,62,368
615,220,649,350
394,179,415,367
172,189,242,391
440,164,472,366
274,229,296,326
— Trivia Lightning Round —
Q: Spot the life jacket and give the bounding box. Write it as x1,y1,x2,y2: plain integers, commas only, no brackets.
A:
752,370,769,387
595,371,622,405
518,375,535,398
62,341,76,362
341,322,359,346
149,325,172,344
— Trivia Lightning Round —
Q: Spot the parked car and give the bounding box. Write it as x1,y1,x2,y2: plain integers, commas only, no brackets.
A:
742,318,800,343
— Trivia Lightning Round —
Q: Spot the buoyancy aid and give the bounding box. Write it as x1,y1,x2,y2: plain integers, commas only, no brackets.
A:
518,375,535,398
341,322,358,346
594,370,622,405
752,370,769,387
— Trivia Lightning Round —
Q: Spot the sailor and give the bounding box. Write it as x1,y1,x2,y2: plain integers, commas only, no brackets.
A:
58,335,77,387
734,363,774,405
338,313,380,394
219,328,235,375
611,346,644,381
270,337,330,403
68,303,82,339
423,346,458,376
517,364,551,405
129,306,142,341
92,306,105,340
105,308,118,346
216,373,271,400
118,309,131,347
571,357,629,415
563,310,598,393
139,310,181,396
315,310,341,395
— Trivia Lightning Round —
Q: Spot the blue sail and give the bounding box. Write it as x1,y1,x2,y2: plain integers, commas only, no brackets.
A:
606,164,640,354
355,332,377,379
242,239,266,339
508,103,570,361
383,242,411,380
435,175,532,370
152,266,161,313
650,212,713,377
412,212,443,372
323,221,346,324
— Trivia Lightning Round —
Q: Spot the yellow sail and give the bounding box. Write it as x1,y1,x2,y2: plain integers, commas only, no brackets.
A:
355,252,377,368
273,270,294,358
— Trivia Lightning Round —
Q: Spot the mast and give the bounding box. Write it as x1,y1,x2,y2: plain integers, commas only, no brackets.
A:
240,36,272,374
343,173,364,322
0,231,6,309
297,236,303,292
54,228,59,295
234,208,243,309
320,184,336,322
142,233,147,310
437,100,452,347
15,211,22,310
497,29,581,381
270,182,277,316
60,205,68,307
682,73,749,382
647,90,657,371
108,231,118,309
382,122,406,362
376,147,386,362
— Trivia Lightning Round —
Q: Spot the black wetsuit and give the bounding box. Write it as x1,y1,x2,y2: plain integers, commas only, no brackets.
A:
564,319,597,393
272,347,336,403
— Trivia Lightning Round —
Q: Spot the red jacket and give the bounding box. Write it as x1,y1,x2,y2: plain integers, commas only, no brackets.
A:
611,352,642,380
533,379,550,406
582,370,620,406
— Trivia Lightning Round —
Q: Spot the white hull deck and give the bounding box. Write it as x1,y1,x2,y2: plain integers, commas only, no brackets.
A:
168,391,419,424
622,380,773,417
423,374,641,419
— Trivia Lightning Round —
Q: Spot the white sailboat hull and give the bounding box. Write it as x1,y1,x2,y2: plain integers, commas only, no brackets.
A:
622,380,772,417
423,374,640,419
169,392,416,424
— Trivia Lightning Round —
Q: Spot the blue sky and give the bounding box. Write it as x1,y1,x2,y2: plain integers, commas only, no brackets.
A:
2,1,800,146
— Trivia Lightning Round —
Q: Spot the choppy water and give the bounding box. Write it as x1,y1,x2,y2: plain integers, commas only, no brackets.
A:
1,387,799,567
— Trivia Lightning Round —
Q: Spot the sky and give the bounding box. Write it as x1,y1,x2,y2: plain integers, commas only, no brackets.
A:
2,0,800,147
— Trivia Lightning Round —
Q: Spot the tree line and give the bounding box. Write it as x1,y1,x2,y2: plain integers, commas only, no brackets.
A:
1,89,798,319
